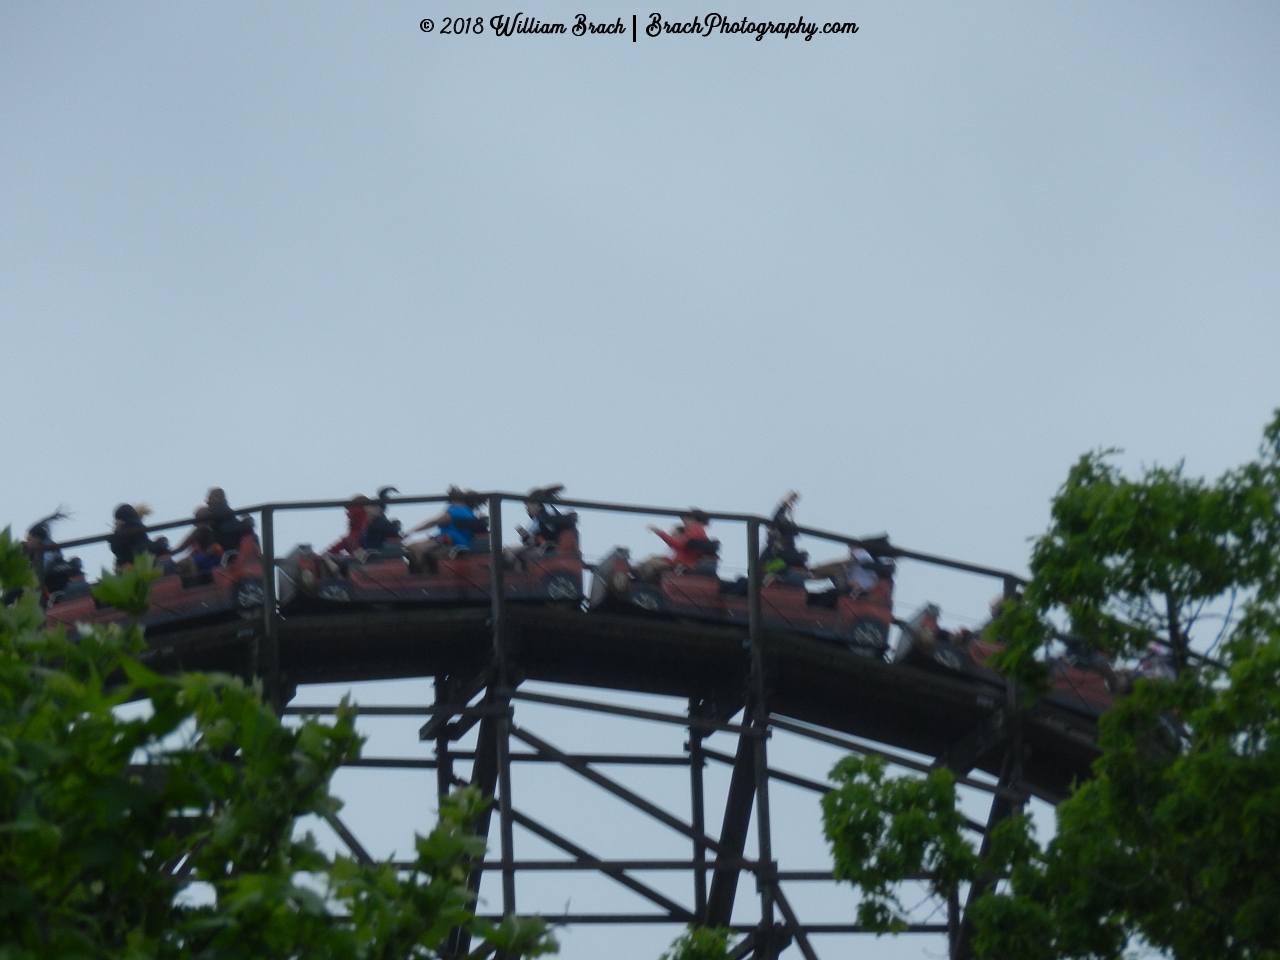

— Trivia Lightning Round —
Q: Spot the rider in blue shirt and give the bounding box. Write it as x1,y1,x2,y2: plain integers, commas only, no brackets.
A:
436,503,477,549
407,487,487,572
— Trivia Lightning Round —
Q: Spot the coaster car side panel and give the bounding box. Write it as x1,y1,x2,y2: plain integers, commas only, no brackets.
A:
893,604,1116,717
589,549,894,656
283,528,584,609
45,534,265,633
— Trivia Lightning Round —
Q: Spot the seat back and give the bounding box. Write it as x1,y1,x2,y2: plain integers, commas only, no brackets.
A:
684,537,721,559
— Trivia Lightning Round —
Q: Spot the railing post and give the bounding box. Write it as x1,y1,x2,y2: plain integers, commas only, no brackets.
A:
747,519,775,951
260,507,280,711
489,495,507,677
488,495,516,918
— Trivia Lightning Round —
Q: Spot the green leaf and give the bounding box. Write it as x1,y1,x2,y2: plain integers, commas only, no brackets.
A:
91,554,161,616
0,528,37,592
657,925,737,960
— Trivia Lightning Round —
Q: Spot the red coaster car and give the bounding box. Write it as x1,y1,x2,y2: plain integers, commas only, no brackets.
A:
891,604,1116,716
588,547,895,656
44,534,266,633
278,522,584,608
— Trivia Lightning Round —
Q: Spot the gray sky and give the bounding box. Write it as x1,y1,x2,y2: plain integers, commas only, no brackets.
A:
3,2,1278,956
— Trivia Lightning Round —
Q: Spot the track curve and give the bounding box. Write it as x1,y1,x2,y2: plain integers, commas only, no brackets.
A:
142,602,1097,803
49,490,1101,954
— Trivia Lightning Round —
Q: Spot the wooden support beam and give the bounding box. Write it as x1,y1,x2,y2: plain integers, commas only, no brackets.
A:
508,807,694,920
956,681,1028,959
728,930,757,960
769,715,1021,799
706,730,756,926
771,885,819,960
510,689,756,736
343,752,691,769
934,707,1009,777
447,714,499,958
509,725,727,855
323,810,373,866
418,667,495,741
287,704,507,718
435,676,455,801
393,858,761,872
689,699,708,923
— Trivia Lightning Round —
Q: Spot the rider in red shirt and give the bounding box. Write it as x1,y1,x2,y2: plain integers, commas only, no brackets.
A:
651,519,710,566
637,510,714,582
327,495,372,557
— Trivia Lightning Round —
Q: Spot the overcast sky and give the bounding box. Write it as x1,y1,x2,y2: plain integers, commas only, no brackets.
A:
3,2,1278,957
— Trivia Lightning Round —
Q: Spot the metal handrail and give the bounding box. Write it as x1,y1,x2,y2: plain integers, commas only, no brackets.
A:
46,488,1027,586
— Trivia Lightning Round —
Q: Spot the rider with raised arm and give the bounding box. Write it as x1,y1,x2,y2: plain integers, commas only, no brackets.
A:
636,509,714,584
761,490,808,575
406,487,486,573
19,510,79,605
173,506,223,578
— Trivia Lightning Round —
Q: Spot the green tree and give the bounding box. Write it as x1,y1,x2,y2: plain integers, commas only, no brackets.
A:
657,925,738,960
994,413,1279,683
0,532,556,960
821,755,980,933
821,411,1280,960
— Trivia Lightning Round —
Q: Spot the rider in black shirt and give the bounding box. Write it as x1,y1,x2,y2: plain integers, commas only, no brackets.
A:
359,487,404,554
205,487,256,552
761,491,808,574
108,504,168,571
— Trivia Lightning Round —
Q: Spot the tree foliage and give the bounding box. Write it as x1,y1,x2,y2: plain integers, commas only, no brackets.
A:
971,607,1280,960
821,756,979,931
996,412,1280,683
0,535,556,960
822,411,1280,960
657,925,739,960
